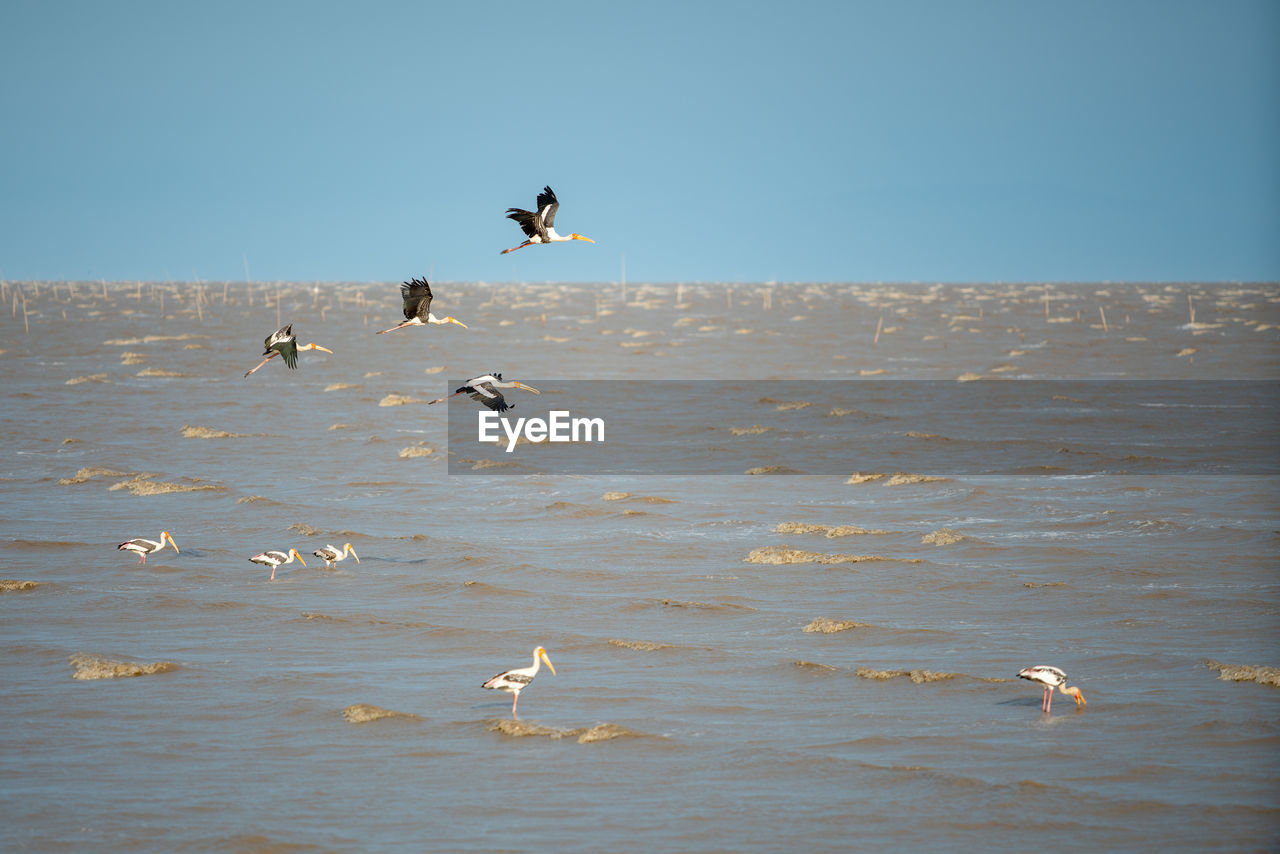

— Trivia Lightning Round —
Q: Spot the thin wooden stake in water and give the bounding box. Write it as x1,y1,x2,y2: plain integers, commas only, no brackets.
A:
1099,306,1108,332
1188,294,1196,324
23,297,29,334
874,315,883,344
1044,290,1050,319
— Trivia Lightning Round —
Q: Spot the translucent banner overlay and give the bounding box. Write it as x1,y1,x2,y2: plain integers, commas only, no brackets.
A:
443,380,1279,475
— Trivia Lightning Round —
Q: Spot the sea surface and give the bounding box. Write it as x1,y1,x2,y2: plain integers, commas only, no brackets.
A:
1,280,1277,852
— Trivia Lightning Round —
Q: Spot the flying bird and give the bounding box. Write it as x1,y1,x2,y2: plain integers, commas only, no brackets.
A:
501,186,594,254
117,531,179,565
249,547,307,581
313,542,359,569
376,277,468,334
482,646,556,718
1018,665,1086,712
427,373,540,412
244,324,333,377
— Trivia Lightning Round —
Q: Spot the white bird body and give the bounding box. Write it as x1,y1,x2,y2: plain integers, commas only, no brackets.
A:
482,646,556,717
1018,665,1086,712
117,531,179,565
313,542,359,569
250,547,307,580
501,186,594,254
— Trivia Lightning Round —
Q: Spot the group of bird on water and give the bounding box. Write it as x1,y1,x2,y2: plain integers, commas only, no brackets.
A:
114,187,581,716
113,185,1083,718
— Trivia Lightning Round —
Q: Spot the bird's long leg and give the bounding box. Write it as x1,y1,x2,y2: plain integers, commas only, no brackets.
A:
270,564,277,581
244,352,278,377
376,321,412,335
512,693,519,718
501,241,532,255
138,552,146,565
1045,688,1052,713
427,390,467,406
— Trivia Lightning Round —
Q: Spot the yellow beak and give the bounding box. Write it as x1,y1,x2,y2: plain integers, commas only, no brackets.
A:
448,317,469,329
573,234,595,243
293,549,307,567
540,649,556,675
515,382,541,395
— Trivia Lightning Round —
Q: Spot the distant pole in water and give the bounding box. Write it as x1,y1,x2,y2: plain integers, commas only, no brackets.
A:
1098,305,1108,332
1188,294,1196,324
874,315,883,344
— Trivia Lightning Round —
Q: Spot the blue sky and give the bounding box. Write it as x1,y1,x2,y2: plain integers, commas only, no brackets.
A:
1,0,1277,284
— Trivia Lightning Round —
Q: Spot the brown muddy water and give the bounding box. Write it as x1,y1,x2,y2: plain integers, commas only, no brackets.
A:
1,280,1277,851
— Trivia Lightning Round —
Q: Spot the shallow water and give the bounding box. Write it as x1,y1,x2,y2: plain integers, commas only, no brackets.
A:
1,280,1278,851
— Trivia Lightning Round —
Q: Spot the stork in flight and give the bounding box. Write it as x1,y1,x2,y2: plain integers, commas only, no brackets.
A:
244,324,333,377
427,373,540,412
501,186,594,254
376,278,468,334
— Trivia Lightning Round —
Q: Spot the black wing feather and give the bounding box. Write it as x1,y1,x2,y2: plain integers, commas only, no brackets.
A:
536,186,559,230
470,388,512,412
400,277,433,321
278,339,299,369
506,208,545,240
263,323,292,353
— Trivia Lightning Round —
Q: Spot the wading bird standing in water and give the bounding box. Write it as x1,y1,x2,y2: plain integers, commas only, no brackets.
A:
313,542,359,569
482,646,556,718
427,373,540,412
117,531,179,565
1018,665,1086,712
501,186,594,254
249,547,307,580
375,277,468,334
244,324,333,377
